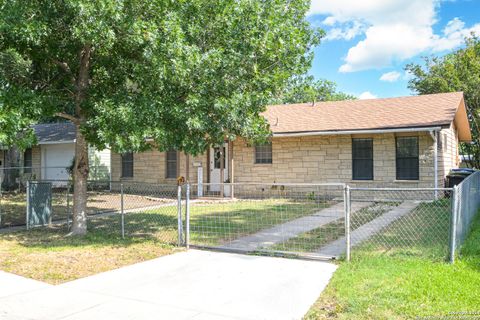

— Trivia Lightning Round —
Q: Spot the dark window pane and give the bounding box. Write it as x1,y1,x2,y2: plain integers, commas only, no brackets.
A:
352,139,373,180
255,143,272,164
213,147,226,169
121,153,134,178
396,137,419,180
166,150,177,178
24,148,32,174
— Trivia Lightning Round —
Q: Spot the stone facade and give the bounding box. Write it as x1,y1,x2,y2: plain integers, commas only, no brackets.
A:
110,126,460,188
233,132,439,188
111,149,208,184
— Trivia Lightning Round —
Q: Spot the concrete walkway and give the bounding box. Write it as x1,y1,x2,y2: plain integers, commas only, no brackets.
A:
218,201,372,252
0,250,337,320
316,201,419,257
0,271,51,299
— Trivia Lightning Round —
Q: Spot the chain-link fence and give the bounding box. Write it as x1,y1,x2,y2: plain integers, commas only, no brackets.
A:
0,166,110,193
347,188,453,261
2,178,479,263
453,171,480,256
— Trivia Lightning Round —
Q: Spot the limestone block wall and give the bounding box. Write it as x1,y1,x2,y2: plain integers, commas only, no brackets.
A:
232,132,437,188
111,149,208,185
109,126,461,189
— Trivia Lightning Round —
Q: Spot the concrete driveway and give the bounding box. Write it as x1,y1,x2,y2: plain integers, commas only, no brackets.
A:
0,250,336,320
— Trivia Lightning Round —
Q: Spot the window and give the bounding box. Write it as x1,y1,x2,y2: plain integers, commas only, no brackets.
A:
24,148,32,174
213,146,226,169
255,142,272,164
352,139,373,180
121,153,134,178
166,150,177,179
396,137,419,180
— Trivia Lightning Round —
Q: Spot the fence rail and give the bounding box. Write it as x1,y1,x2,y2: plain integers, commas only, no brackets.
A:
1,176,479,263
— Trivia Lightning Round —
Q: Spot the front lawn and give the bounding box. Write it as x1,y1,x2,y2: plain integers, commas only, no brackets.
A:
0,226,177,284
272,202,399,253
305,207,480,319
134,198,331,246
0,198,327,283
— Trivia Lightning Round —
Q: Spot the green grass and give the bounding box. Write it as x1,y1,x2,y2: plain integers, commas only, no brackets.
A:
272,202,399,253
0,224,176,284
0,198,327,283
356,199,452,260
135,198,330,246
306,204,480,319
0,192,70,227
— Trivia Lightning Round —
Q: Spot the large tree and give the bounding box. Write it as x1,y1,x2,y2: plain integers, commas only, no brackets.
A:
0,0,321,235
272,75,355,104
406,36,480,168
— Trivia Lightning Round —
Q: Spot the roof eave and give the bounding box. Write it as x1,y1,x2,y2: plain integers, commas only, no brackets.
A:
37,140,76,145
272,126,444,138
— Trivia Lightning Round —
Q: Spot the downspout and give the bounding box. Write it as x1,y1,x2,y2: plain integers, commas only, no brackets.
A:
429,129,439,199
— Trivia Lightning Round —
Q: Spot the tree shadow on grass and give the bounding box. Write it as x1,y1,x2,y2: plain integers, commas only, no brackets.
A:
2,213,179,249
4,200,325,250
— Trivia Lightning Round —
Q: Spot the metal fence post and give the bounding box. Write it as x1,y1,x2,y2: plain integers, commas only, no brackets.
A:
177,185,183,246
186,183,190,249
449,185,459,263
66,183,71,229
26,181,30,230
344,185,351,262
121,183,125,239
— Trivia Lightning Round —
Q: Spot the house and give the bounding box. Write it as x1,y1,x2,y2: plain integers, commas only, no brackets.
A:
110,92,472,190
0,122,111,186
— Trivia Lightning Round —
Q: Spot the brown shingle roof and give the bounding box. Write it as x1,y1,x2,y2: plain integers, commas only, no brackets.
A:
263,92,470,140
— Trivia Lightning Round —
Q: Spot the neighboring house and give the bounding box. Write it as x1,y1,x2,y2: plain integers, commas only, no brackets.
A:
1,123,111,185
110,92,471,190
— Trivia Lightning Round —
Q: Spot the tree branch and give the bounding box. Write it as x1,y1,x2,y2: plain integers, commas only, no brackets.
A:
52,59,71,73
52,59,76,85
55,112,80,124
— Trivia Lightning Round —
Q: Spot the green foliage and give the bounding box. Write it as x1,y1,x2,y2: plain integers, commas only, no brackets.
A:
0,0,322,154
272,75,356,104
406,36,480,168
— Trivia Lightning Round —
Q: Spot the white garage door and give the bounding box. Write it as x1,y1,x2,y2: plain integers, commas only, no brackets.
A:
41,144,75,182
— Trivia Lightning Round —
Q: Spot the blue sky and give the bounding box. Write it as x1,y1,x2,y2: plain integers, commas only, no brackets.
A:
307,0,480,99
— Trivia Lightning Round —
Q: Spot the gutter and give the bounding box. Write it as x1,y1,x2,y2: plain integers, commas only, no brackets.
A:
38,140,76,145
272,126,443,137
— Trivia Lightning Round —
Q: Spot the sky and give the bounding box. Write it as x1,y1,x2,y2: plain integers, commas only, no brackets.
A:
307,0,480,99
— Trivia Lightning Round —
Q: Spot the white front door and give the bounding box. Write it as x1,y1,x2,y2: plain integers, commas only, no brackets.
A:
209,143,229,192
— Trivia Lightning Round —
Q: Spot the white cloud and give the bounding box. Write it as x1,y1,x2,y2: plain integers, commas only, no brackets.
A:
380,71,401,82
359,91,378,100
324,21,365,41
309,0,480,72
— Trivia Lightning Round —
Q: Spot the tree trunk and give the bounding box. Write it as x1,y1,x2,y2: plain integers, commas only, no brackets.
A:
71,125,89,235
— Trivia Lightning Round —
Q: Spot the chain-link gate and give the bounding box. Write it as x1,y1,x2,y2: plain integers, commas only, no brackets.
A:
183,183,347,260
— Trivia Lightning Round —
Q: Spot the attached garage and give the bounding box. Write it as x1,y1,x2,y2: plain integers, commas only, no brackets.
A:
40,143,75,181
